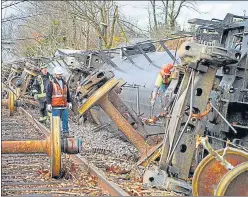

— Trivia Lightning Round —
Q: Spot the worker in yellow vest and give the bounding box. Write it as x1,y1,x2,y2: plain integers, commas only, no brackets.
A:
32,63,52,122
150,63,174,106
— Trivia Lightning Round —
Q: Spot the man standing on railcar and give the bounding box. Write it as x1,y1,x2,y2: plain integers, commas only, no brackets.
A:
150,63,174,106
46,66,72,138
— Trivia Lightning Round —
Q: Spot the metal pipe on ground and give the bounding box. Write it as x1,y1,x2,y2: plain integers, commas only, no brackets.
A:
2,115,81,178
19,107,129,196
2,139,50,155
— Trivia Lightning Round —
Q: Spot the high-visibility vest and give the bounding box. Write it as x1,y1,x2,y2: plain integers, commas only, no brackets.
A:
51,80,67,107
36,75,46,99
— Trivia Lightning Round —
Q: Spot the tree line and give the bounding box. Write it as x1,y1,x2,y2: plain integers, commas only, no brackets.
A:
1,1,201,58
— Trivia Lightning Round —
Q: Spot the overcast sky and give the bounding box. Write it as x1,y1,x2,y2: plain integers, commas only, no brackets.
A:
117,1,248,30
2,1,248,30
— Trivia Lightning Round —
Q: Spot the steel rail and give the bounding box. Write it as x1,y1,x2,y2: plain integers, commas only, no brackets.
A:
19,107,129,196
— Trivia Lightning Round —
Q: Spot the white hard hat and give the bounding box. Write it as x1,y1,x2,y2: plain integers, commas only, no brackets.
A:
53,66,64,75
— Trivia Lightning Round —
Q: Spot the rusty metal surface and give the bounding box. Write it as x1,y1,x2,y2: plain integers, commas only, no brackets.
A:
100,96,163,166
71,154,129,196
2,140,49,155
99,96,150,154
80,71,114,97
78,78,119,115
192,148,248,196
171,67,218,179
51,116,61,178
77,71,163,165
21,104,178,196
8,90,15,116
215,161,248,196
108,90,149,139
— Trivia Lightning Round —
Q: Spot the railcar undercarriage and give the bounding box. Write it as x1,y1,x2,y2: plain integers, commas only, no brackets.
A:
2,12,248,196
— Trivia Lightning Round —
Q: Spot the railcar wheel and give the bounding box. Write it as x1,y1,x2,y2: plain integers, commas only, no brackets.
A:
215,161,248,196
51,116,61,178
8,90,14,116
192,148,248,196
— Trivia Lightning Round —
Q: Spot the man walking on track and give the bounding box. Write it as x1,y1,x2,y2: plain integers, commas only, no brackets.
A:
46,66,72,138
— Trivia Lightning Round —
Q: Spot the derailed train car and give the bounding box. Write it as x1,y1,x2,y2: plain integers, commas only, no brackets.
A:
43,39,183,137
2,12,248,195
92,40,183,135
72,12,248,195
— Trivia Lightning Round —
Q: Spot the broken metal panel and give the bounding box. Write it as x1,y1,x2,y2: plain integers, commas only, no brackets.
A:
171,67,218,179
120,42,156,58
135,44,160,68
88,53,105,70
98,51,126,73
120,47,144,70
219,75,236,89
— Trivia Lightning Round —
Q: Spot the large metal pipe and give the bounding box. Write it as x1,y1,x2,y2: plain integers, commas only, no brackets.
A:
2,139,50,155
100,95,149,154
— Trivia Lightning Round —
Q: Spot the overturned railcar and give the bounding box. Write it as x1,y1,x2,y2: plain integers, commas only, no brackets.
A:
92,39,183,135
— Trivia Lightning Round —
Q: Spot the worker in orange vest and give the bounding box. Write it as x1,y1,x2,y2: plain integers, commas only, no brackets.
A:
150,63,174,106
46,66,72,138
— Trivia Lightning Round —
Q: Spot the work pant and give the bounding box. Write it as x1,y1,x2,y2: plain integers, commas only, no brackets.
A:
52,108,69,133
39,101,47,117
160,84,168,93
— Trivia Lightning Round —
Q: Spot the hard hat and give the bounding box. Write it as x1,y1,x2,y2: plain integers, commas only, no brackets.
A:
53,66,64,75
160,63,174,76
40,63,48,69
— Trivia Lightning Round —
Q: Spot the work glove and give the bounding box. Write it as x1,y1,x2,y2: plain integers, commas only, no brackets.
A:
34,94,38,100
150,98,156,107
47,104,52,112
67,102,72,110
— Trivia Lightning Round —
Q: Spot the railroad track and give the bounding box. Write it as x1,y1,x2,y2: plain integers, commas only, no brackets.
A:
1,85,177,196
21,107,178,196
1,107,128,196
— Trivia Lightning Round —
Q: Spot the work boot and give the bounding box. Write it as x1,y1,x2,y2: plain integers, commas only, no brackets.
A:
39,116,47,122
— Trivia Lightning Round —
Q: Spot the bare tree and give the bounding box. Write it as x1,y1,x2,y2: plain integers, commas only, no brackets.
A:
162,0,169,25
168,0,201,30
6,1,145,57
148,0,201,34
150,0,158,33
65,1,121,49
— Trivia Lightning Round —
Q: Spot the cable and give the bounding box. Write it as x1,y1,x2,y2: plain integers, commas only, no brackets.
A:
166,70,195,163
210,102,238,134
206,135,248,152
163,70,193,162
